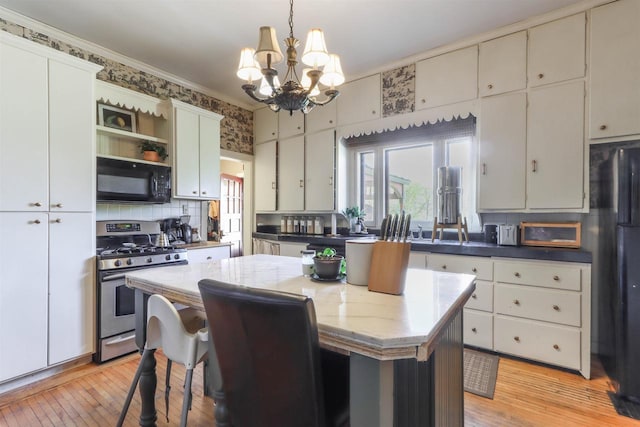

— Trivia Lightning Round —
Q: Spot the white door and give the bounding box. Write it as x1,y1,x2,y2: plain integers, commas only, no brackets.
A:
305,130,335,211
48,212,95,364
0,212,48,381
254,140,277,211
278,136,305,211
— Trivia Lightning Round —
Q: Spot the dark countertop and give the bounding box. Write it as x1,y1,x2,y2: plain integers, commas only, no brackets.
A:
252,232,592,264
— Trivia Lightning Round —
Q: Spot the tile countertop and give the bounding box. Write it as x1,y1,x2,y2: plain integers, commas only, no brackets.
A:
252,232,592,264
125,254,476,360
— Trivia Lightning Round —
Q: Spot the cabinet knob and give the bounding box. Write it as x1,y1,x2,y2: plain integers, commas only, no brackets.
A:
33,202,42,207
54,218,62,223
202,191,207,195
553,304,560,311
32,219,41,224
206,256,213,260
441,265,447,270
600,125,607,131
514,336,520,342
54,203,63,208
514,272,521,278
329,120,333,124
553,275,560,281
513,299,520,305
471,293,477,299
553,344,560,350
192,191,197,194
271,132,276,136
487,84,493,90
297,126,301,130
472,267,477,273
471,327,477,333
538,73,544,79
421,98,426,104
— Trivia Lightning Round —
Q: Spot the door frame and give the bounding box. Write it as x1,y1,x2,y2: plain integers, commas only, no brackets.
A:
220,149,254,255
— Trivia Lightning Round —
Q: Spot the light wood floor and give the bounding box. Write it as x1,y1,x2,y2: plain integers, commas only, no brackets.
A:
0,351,638,426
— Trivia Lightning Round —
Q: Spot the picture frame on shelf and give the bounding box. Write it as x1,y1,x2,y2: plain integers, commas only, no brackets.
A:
98,103,137,133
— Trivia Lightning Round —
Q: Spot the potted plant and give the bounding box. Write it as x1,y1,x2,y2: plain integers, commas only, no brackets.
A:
140,140,168,162
313,247,345,279
342,206,366,233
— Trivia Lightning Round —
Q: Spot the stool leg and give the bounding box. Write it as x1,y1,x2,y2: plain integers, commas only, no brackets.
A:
117,349,152,427
165,359,173,422
180,368,194,427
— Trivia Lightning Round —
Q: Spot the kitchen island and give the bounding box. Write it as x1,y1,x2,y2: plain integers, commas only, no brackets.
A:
125,254,475,427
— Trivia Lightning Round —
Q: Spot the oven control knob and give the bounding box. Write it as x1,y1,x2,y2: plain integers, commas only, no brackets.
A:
114,260,122,267
174,254,181,260
147,257,153,263
126,259,133,266
165,255,171,261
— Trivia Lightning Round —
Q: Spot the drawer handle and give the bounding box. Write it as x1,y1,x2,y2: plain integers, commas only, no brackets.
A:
553,304,560,311
553,275,560,281
488,84,493,90
54,203,63,208
514,336,520,343
472,267,477,273
514,272,521,278
272,182,276,189
600,125,607,131
33,202,42,207
206,256,213,260
192,191,197,194
482,163,487,175
202,191,207,195
513,299,520,306
299,179,304,188
32,219,41,224
441,265,447,270
471,327,477,333
553,344,560,351
54,218,62,223
471,293,477,299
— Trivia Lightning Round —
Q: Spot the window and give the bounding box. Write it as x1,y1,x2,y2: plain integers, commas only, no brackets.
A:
348,117,479,232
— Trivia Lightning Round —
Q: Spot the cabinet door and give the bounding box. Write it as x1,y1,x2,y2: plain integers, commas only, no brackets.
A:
415,46,478,110
478,92,526,210
479,31,527,97
278,136,305,211
49,60,96,212
199,114,221,199
254,107,278,143
278,111,304,139
188,246,231,263
305,130,335,211
528,13,585,88
527,81,584,209
0,43,48,211
174,107,201,198
0,213,48,381
337,74,381,125
49,212,94,364
589,0,640,139
306,101,337,133
254,140,277,211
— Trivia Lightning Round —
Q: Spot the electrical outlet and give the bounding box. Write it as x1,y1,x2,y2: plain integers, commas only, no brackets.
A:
182,204,189,215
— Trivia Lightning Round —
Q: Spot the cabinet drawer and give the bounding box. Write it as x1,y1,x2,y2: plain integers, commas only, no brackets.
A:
494,315,580,370
495,284,581,327
465,280,493,312
427,254,493,281
494,259,581,291
463,309,493,349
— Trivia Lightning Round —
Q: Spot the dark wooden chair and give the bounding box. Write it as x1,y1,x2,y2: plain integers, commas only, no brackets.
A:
198,279,350,427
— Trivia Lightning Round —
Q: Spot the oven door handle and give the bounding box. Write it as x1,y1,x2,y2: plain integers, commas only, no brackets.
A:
102,273,127,282
104,334,136,346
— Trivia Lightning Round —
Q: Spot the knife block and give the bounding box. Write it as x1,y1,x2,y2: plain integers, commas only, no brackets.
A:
367,241,411,295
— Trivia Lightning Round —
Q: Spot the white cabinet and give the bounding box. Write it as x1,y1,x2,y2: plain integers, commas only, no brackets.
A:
0,213,48,381
528,13,585,88
279,136,305,211
278,242,310,257
188,245,231,263
254,140,277,211
478,92,527,210
306,101,337,133
589,0,640,139
278,111,304,139
479,31,527,97
527,81,584,209
415,46,478,110
254,107,278,143
170,99,223,200
305,129,336,211
337,74,381,125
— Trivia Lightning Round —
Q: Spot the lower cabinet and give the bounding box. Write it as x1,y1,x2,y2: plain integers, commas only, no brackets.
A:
188,245,231,263
278,242,309,257
463,309,493,349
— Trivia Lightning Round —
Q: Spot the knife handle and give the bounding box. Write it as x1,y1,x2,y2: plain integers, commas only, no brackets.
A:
380,217,388,240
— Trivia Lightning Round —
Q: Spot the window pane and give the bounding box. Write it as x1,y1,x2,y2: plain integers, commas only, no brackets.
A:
385,144,433,226
359,152,375,222
446,137,479,231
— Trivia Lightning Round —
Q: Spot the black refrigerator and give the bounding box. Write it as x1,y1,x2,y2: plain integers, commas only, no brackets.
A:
611,147,640,401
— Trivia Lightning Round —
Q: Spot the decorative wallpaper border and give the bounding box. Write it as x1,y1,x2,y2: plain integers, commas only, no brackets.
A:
0,17,254,155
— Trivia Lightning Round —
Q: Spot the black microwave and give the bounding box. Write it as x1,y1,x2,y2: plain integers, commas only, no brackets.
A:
97,157,171,204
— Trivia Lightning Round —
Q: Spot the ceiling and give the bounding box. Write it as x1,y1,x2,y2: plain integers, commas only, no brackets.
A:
0,0,587,109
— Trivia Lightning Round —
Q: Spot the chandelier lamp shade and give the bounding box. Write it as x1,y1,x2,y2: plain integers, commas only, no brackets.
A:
236,0,344,114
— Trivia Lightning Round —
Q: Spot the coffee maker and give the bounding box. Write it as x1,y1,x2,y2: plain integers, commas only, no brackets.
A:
161,217,192,244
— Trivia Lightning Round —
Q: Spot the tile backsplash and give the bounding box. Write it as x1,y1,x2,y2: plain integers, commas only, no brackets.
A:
96,199,205,230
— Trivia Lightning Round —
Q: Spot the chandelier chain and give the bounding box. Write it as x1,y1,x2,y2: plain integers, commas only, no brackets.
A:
288,0,294,39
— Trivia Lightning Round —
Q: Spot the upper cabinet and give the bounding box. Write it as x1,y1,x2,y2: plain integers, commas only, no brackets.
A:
305,100,337,134
415,46,478,110
528,13,585,88
278,111,304,139
254,107,278,144
254,140,277,211
168,99,223,200
278,135,305,211
479,31,527,97
337,74,381,126
305,129,336,211
589,0,640,140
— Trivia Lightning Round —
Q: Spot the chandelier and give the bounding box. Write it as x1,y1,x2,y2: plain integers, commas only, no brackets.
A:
236,0,345,115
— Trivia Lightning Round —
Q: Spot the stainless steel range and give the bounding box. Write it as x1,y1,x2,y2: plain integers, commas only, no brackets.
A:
94,220,188,363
